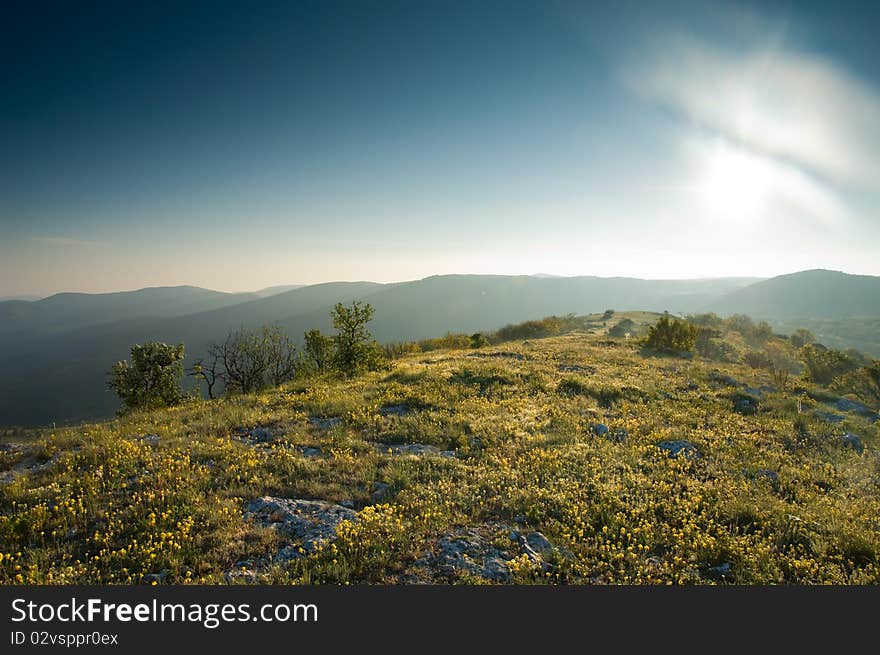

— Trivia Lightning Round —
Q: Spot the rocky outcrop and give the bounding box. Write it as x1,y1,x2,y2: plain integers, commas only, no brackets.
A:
244,497,357,558
414,525,563,582
374,443,457,458
658,440,701,459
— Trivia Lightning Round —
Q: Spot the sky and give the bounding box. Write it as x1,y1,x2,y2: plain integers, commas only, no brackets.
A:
2,0,879,296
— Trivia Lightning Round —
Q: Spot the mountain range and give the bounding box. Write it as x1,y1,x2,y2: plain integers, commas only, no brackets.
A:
1,269,877,427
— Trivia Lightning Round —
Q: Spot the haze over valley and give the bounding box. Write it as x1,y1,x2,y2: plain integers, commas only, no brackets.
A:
2,268,879,426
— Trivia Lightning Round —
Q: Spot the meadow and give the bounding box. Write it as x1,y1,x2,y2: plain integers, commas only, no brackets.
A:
1,312,878,585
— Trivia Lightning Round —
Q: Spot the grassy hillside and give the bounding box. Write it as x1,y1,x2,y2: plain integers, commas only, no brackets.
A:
2,315,878,585
0,275,762,427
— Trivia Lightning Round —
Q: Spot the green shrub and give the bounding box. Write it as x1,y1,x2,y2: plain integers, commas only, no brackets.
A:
609,318,635,338
303,329,334,372
644,316,699,353
332,301,383,377
801,344,859,386
108,342,186,412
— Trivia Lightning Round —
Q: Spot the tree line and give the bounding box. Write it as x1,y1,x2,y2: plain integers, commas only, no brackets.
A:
108,301,382,413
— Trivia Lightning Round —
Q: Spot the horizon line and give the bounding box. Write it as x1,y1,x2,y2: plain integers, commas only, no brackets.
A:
3,267,870,301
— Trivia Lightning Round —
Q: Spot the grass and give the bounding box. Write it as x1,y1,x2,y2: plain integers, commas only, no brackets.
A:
1,321,879,585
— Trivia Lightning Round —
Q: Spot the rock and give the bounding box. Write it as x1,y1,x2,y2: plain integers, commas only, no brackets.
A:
142,570,168,584
815,410,845,425
296,446,323,458
340,499,355,509
658,440,701,460
418,528,513,583
0,452,63,484
832,397,878,421
224,568,258,584
233,426,280,444
370,482,391,503
525,531,553,555
482,557,511,581
558,364,596,374
131,433,160,446
470,352,525,361
378,404,412,418
705,562,732,581
593,423,610,437
839,432,865,454
755,469,779,483
309,416,342,430
375,443,456,458
249,427,275,442
709,372,741,387
733,395,759,416
244,497,357,555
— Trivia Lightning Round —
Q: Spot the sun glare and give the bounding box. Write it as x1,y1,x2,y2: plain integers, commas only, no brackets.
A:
697,142,771,223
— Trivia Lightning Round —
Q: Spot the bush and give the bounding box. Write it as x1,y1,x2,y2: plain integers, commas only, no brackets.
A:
470,333,490,349
109,342,186,412
209,324,297,394
744,350,772,370
303,329,334,373
644,316,699,353
687,312,724,328
332,301,384,377
790,328,816,349
492,315,579,342
694,327,734,361
417,333,471,351
382,341,421,360
609,318,635,338
801,344,859,386
829,361,880,406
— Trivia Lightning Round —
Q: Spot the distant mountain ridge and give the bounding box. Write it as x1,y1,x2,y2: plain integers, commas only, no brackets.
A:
0,285,259,340
713,269,880,318
1,269,878,426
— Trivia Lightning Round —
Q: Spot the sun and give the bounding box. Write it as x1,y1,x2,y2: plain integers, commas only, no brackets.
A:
697,142,771,223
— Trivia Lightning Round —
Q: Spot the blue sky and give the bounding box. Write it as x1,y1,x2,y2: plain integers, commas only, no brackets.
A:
2,0,879,295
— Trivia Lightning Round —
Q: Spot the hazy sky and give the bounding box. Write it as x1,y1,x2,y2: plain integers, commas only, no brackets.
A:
2,0,879,295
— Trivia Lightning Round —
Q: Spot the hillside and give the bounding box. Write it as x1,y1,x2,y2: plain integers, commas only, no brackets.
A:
0,286,259,340
5,270,880,427
715,269,880,319
1,323,878,585
0,275,759,427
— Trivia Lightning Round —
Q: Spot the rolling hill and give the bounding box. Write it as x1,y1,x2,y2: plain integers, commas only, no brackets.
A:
1,270,879,427
714,269,880,318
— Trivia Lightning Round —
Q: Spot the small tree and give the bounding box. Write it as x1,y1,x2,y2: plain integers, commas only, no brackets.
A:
263,323,298,386
304,329,334,372
331,301,381,377
109,342,186,412
644,316,699,353
470,332,490,349
211,327,268,394
189,355,222,399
